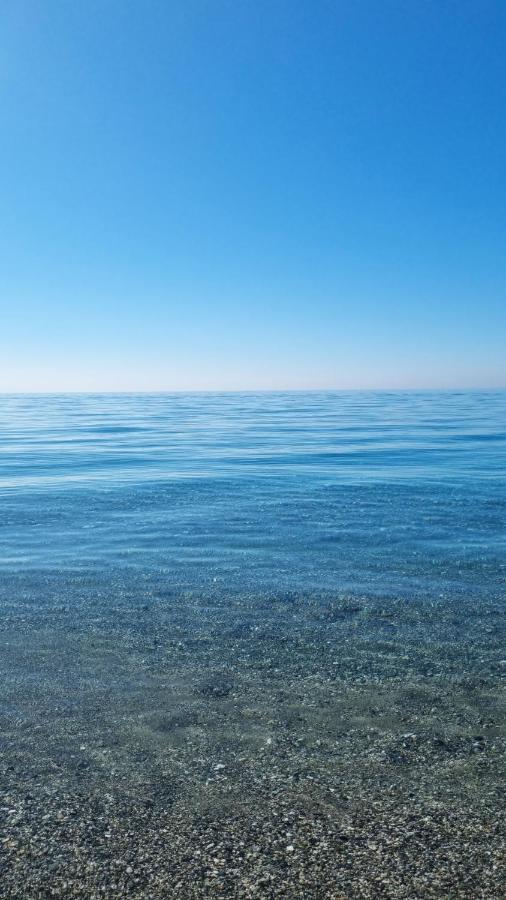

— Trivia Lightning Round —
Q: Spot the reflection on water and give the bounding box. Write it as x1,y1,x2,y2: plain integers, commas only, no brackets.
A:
0,392,505,898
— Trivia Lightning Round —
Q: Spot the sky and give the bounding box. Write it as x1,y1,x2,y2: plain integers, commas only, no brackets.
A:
1,1,505,391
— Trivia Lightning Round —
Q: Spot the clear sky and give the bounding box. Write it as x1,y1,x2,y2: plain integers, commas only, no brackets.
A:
1,1,505,391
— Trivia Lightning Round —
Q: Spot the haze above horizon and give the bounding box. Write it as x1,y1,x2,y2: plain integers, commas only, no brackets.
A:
1,1,505,391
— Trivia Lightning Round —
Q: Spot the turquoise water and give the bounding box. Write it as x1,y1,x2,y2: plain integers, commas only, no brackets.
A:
0,392,505,897
1,391,505,598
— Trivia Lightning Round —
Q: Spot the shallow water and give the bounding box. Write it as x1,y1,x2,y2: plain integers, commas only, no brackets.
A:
0,392,505,898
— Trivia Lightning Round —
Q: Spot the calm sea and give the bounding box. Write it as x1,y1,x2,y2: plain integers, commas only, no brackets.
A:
1,391,505,896
1,391,505,600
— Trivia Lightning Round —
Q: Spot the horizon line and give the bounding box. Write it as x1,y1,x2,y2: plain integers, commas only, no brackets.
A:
1,386,505,396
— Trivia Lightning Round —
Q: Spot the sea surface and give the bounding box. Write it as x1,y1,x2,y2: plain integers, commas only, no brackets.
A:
0,391,505,898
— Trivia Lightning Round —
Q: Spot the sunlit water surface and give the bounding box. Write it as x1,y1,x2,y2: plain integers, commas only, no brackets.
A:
0,392,505,897
1,391,505,598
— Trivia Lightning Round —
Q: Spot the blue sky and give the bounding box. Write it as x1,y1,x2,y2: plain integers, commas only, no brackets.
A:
1,1,505,390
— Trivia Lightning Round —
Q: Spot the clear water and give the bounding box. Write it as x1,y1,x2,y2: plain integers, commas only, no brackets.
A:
1,391,505,897
1,391,505,597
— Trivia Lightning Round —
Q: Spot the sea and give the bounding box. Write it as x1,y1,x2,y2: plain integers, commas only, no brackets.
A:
0,391,504,897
